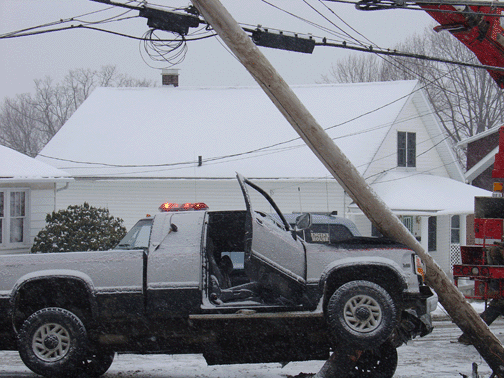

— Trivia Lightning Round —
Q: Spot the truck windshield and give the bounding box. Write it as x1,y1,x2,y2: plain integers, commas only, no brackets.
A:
115,219,153,250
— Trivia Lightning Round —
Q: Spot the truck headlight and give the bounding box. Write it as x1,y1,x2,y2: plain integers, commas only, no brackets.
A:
414,255,425,280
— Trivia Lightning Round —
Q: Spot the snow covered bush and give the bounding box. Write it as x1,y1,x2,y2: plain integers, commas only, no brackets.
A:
31,203,127,253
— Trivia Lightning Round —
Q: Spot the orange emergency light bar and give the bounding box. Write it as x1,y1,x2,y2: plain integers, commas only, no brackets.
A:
159,202,209,212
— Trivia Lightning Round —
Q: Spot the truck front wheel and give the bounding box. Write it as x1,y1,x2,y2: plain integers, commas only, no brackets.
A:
326,280,397,349
18,307,88,378
349,341,398,378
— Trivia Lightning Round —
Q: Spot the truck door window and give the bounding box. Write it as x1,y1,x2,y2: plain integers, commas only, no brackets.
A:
116,219,153,250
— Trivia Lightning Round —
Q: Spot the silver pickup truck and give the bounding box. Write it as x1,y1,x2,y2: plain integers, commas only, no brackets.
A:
0,174,436,378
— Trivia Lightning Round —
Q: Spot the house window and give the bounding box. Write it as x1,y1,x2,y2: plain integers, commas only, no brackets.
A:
401,216,414,234
398,131,416,167
428,216,437,252
451,215,460,244
0,189,28,246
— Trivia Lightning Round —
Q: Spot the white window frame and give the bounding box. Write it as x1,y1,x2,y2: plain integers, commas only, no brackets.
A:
450,215,460,244
397,131,416,168
0,188,30,249
400,215,414,234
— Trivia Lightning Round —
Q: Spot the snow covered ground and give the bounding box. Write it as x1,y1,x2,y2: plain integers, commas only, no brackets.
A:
1,303,502,378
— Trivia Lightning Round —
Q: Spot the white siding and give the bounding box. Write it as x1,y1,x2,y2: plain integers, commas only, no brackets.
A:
55,178,346,229
364,98,451,182
347,213,372,236
348,212,454,277
411,91,464,181
30,184,56,244
433,214,452,277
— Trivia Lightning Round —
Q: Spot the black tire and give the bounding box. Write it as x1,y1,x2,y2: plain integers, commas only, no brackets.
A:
81,350,115,377
349,342,398,378
326,280,397,349
18,307,88,378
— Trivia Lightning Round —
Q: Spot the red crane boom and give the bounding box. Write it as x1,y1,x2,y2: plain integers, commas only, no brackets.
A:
420,3,504,87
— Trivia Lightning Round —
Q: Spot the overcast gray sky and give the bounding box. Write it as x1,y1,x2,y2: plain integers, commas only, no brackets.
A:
0,0,433,101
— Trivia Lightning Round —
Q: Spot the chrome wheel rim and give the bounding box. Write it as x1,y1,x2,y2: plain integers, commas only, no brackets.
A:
32,323,71,362
343,294,382,333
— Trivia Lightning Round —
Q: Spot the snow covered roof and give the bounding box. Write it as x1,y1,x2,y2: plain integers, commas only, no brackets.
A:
0,145,71,183
358,171,491,215
36,80,427,179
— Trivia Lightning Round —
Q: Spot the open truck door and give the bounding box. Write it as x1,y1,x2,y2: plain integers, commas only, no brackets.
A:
236,173,308,302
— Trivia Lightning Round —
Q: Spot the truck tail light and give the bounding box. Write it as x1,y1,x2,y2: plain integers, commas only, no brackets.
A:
159,202,208,212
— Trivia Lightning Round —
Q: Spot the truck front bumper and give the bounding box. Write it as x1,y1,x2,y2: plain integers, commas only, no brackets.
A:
394,286,437,346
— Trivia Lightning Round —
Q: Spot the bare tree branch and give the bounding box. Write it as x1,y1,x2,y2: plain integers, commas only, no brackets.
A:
323,27,504,161
0,65,156,157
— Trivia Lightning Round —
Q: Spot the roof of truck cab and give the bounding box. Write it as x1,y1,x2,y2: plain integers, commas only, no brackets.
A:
281,213,361,236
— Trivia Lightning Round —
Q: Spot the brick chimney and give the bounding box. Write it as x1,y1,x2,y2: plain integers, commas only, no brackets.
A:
161,68,179,87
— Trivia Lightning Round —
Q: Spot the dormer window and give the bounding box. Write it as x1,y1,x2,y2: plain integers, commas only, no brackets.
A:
398,131,416,167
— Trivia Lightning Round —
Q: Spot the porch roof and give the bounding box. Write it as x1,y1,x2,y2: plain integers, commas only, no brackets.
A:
349,171,490,215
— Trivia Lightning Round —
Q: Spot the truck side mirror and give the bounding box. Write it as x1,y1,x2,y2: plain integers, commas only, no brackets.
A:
295,213,312,231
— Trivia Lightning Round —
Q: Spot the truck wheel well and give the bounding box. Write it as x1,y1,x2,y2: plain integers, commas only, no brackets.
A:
322,265,405,312
13,278,94,331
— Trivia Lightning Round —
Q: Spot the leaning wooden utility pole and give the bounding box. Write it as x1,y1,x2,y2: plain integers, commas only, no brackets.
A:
190,0,504,375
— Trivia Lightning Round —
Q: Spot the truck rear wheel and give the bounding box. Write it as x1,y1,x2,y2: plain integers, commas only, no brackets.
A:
326,280,397,349
18,307,88,378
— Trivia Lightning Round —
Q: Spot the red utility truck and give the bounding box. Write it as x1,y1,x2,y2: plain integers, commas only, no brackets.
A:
453,126,504,300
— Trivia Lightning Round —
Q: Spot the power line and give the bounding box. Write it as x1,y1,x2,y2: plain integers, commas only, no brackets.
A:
3,0,502,75
306,0,482,105
0,21,216,42
323,0,504,15
271,132,458,192
316,39,504,73
251,0,486,102
260,0,364,43
316,0,375,45
0,0,138,38
363,133,453,181
365,159,464,184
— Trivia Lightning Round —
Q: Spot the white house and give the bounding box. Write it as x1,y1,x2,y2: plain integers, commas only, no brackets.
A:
36,79,489,275
0,145,72,254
